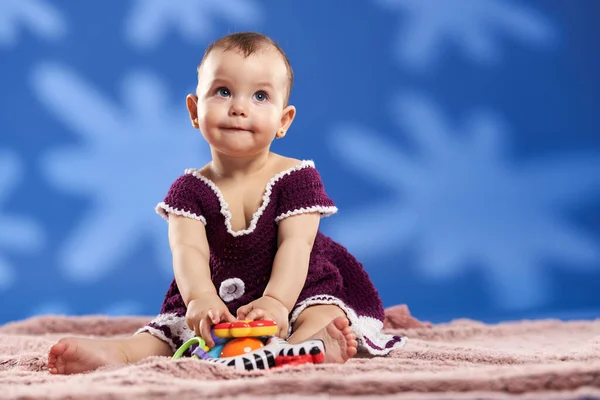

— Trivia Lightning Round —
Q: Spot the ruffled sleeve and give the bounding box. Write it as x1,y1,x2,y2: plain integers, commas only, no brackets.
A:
155,172,207,225
275,163,338,223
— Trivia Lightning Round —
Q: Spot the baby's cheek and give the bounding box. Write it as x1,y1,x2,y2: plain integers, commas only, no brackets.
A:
263,114,282,134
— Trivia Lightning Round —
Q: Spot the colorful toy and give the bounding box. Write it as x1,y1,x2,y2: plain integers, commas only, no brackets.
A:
172,319,325,371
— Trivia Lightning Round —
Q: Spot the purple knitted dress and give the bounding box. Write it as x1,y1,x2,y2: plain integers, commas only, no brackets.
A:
136,160,406,356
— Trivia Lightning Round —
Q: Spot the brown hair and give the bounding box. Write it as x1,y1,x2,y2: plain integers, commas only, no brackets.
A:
197,32,294,104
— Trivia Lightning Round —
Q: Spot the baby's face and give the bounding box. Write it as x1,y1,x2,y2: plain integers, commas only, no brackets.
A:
195,47,290,157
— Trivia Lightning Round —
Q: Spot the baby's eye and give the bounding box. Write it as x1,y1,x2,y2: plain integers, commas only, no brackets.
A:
216,87,230,97
253,91,268,102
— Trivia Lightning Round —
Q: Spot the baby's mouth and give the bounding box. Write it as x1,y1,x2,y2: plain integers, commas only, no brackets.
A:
221,126,253,133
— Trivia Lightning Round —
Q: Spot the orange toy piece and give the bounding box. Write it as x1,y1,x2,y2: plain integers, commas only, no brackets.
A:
220,337,264,358
213,320,277,338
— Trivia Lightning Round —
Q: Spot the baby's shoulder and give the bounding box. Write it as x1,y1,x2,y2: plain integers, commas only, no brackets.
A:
187,163,212,180
166,165,212,196
268,155,319,189
270,154,303,173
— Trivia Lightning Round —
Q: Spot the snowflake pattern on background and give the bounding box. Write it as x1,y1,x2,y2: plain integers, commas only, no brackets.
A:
0,0,66,48
124,0,263,50
30,62,210,284
0,151,45,291
327,92,600,310
375,0,555,70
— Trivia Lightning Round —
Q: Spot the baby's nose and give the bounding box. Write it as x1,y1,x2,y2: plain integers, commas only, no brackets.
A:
229,101,247,117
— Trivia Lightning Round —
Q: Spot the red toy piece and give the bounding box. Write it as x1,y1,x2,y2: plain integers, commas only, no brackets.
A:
274,350,325,368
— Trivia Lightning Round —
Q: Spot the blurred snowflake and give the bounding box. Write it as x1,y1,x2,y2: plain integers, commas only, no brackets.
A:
327,92,600,310
375,0,556,70
30,62,210,284
0,151,45,291
0,0,66,48
125,0,263,50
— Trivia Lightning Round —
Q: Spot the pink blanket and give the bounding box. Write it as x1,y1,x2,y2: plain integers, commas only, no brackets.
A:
1,305,599,399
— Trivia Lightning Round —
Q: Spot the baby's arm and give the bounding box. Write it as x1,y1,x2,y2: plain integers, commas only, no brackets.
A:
263,212,321,312
168,214,235,342
168,214,215,303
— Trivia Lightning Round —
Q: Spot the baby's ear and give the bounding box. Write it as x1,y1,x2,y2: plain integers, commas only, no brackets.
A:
280,105,296,132
186,94,199,128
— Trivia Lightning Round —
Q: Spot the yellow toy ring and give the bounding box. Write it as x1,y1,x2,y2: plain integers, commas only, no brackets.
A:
213,320,278,338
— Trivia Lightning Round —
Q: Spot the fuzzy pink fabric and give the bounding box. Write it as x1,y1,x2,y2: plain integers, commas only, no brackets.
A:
1,305,599,399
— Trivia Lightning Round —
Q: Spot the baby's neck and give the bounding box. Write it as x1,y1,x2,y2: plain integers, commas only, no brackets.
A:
209,151,275,180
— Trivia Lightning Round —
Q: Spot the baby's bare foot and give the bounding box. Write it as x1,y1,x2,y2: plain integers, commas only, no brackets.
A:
47,337,128,375
310,316,358,363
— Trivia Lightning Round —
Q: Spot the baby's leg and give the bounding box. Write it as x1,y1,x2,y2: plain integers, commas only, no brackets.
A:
286,305,358,363
47,332,172,375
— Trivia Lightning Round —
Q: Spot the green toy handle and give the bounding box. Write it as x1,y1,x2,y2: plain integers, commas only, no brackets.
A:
172,336,206,360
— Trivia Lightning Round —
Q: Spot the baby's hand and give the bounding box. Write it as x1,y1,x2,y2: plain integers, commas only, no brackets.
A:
186,292,236,347
237,296,289,339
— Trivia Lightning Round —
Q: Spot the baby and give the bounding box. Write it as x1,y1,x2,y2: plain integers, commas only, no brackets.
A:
47,31,406,375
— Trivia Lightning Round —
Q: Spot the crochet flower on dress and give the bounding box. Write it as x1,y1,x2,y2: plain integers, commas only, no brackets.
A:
219,278,245,302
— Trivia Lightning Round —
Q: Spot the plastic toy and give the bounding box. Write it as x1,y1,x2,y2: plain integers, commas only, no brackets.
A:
213,319,277,338
172,319,325,371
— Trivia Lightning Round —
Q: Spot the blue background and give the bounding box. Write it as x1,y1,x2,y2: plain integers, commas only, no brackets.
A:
1,0,599,324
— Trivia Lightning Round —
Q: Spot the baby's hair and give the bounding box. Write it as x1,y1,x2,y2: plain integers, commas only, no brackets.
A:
197,31,294,104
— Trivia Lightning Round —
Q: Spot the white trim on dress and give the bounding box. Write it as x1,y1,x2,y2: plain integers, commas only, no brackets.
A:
186,160,316,237
156,202,207,225
275,205,338,223
135,313,193,353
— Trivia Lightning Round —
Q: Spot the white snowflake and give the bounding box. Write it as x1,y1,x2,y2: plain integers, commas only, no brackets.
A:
0,0,66,48
326,92,600,310
375,0,555,69
124,0,263,50
0,150,45,290
30,62,210,284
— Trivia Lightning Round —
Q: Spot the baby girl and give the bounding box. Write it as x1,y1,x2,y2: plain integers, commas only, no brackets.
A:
47,31,405,374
